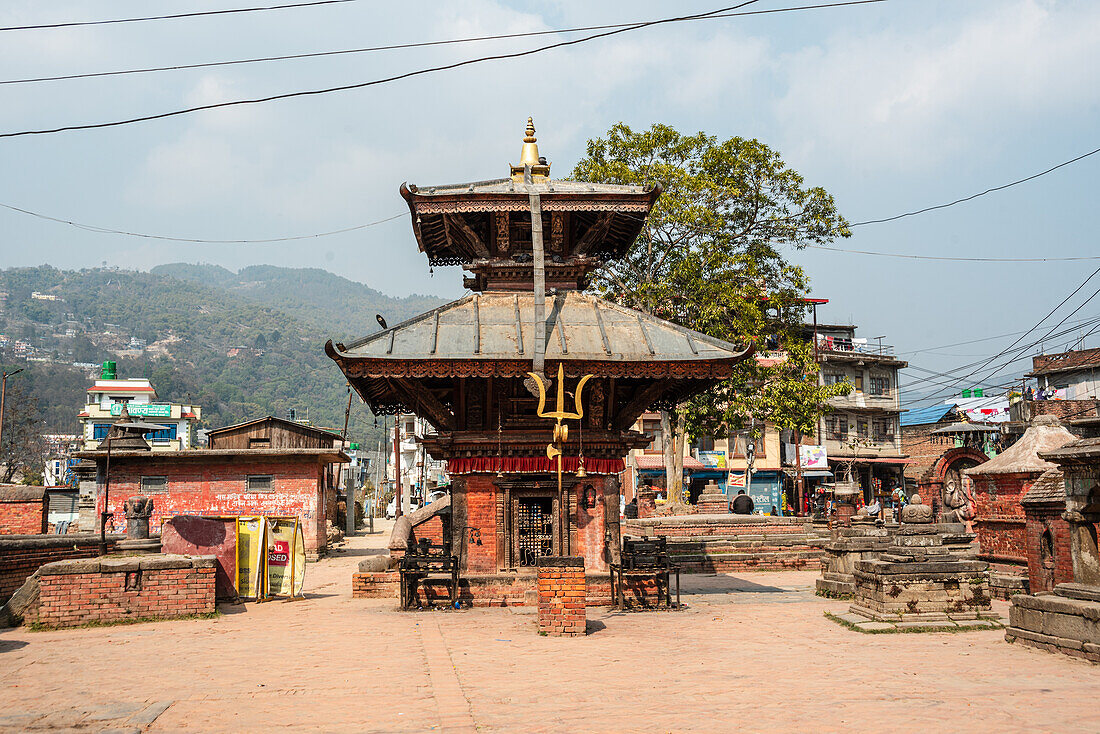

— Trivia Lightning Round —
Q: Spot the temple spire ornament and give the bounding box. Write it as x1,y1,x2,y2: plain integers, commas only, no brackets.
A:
511,116,550,181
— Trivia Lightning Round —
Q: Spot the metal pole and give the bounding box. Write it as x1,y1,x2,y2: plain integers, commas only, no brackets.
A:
99,443,111,556
342,385,354,536
393,415,402,519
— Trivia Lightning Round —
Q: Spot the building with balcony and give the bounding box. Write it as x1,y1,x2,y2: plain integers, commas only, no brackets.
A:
77,362,201,451
813,324,909,504
387,413,448,514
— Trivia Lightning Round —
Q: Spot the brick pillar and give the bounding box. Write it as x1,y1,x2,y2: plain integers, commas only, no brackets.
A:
537,557,586,637
637,488,657,519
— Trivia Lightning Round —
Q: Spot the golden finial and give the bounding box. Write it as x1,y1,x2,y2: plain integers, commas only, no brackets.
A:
511,116,551,181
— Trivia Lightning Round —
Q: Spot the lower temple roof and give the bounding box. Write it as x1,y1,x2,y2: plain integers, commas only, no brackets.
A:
326,291,752,377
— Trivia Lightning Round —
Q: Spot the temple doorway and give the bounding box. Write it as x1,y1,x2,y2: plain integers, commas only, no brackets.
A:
516,497,554,566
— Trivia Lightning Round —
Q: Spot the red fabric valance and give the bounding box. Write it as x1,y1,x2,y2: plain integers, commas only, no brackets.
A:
446,456,625,475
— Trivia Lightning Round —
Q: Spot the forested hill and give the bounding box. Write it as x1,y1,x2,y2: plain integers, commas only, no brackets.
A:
0,265,449,441
150,263,451,334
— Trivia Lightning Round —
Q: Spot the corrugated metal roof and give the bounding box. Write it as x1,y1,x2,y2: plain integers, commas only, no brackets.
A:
335,291,750,363
899,404,955,427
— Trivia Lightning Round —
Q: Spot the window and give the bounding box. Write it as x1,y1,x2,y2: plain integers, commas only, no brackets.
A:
853,372,864,392
246,475,274,492
870,375,890,396
140,476,167,493
642,418,664,453
823,372,846,386
248,437,271,448
695,436,715,452
92,423,111,440
856,419,869,438
873,419,895,443
729,432,766,459
825,415,848,441
144,424,177,443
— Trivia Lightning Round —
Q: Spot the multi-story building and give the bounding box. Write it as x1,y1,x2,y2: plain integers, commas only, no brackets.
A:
813,324,908,504
387,413,448,514
77,362,201,451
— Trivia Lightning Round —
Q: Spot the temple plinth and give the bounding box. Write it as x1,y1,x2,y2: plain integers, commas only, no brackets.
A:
330,121,752,602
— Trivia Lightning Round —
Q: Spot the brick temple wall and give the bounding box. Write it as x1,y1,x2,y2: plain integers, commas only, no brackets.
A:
411,515,445,549
970,472,1033,565
1023,504,1088,593
0,487,48,535
461,475,499,573
352,571,613,607
0,534,121,605
23,555,216,629
99,458,327,554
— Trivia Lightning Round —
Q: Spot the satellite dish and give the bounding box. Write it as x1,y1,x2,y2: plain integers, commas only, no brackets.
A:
376,314,388,329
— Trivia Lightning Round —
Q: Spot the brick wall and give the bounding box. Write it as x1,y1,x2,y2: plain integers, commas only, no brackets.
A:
98,457,326,554
24,556,216,629
901,424,948,483
411,515,444,548
461,475,499,573
971,473,1032,565
0,487,48,535
537,558,586,636
0,534,121,605
1022,503,1081,593
352,570,614,607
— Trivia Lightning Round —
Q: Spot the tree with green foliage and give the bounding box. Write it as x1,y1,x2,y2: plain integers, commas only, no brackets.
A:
573,123,851,506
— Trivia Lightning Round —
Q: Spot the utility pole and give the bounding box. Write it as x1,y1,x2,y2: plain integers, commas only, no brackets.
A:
342,385,355,537
393,415,402,519
0,368,25,469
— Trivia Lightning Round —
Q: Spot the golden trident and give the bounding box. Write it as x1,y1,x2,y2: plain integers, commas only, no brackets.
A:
527,363,593,492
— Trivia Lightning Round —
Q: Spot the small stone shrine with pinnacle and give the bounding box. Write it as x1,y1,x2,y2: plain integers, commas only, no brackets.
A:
846,494,997,627
330,120,752,605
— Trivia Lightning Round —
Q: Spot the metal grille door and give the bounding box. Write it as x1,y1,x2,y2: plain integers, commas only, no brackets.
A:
516,498,553,566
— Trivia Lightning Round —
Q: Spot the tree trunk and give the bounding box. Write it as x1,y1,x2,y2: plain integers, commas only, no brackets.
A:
661,408,686,512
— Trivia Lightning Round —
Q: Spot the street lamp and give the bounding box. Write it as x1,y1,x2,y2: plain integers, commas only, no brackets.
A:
0,368,25,464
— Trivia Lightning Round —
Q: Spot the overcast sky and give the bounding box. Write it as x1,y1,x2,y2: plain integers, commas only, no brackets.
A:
2,0,1099,406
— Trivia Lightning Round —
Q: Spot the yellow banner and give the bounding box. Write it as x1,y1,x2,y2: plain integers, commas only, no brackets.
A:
236,517,267,600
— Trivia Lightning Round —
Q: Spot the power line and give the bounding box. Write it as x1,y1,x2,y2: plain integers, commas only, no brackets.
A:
0,202,404,244
0,0,891,139
805,243,1100,262
1,1,886,86
0,0,362,33
849,145,1100,227
903,317,1100,355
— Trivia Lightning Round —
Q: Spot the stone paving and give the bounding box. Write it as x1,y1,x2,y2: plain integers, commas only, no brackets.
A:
2,523,1098,732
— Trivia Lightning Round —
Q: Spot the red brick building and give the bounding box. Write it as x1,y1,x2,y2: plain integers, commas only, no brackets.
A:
78,448,346,556
1019,469,1076,594
0,486,48,535
964,417,1075,595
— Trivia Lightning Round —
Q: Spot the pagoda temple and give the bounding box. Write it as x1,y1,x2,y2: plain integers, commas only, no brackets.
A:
327,120,752,585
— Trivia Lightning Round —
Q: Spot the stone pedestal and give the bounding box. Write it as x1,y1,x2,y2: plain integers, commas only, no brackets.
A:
816,518,892,599
849,496,995,624
115,495,161,553
696,481,728,515
537,557,586,637
637,489,657,519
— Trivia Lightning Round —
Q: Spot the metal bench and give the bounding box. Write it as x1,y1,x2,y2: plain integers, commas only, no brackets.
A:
399,538,460,609
610,536,680,609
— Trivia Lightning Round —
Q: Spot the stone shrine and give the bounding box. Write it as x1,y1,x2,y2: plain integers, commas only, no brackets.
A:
848,495,996,625
1005,438,1100,663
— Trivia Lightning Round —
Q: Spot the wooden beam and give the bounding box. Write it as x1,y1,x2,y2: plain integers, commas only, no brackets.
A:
387,378,455,431
613,379,673,431
443,213,490,259
574,213,613,256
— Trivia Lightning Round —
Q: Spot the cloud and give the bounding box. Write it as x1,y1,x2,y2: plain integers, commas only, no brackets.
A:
771,0,1100,172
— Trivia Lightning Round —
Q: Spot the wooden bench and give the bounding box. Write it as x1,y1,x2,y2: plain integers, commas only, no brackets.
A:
610,536,680,609
399,538,460,609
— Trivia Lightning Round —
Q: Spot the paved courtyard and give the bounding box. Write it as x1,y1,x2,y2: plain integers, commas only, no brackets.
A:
2,525,1098,733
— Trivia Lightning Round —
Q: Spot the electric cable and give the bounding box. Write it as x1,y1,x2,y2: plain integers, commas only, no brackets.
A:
804,243,1100,262
0,0,885,86
849,145,1100,227
0,0,898,139
0,0,363,32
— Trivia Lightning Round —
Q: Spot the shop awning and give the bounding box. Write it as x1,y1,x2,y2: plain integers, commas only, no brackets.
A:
634,454,705,470
801,470,834,478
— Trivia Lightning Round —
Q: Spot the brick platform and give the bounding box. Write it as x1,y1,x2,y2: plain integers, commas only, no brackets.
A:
352,570,612,607
537,557,586,637
0,534,123,605
22,554,216,629
623,515,828,572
